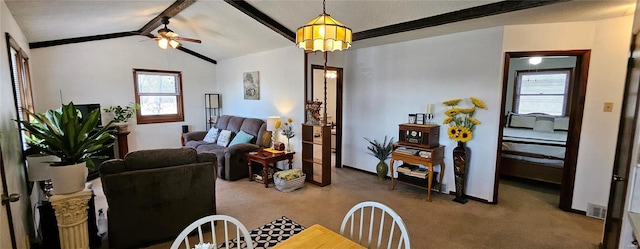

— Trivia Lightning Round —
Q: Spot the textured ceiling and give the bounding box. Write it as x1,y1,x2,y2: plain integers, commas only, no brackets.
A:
4,0,636,62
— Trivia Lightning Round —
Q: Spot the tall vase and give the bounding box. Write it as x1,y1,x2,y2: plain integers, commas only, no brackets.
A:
287,138,292,152
453,141,470,204
376,160,388,181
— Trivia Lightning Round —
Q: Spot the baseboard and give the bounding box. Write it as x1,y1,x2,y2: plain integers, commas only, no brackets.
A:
342,164,391,179
570,208,587,215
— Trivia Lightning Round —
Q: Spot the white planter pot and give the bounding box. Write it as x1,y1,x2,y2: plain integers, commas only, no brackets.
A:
26,155,59,181
113,122,129,132
50,162,88,195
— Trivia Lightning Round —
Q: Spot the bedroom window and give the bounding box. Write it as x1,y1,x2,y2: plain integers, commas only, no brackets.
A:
515,70,570,115
133,69,184,124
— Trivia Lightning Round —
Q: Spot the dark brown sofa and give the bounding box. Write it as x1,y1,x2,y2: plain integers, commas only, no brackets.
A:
99,148,217,249
184,115,271,181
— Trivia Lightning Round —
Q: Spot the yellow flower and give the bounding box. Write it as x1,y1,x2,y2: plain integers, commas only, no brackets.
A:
444,108,461,117
442,117,453,124
460,107,476,114
469,117,481,125
470,97,487,109
448,126,461,139
458,127,473,142
443,98,461,106
287,118,293,123
275,120,282,129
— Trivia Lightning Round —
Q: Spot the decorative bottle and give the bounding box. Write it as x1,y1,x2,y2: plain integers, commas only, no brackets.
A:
97,208,108,236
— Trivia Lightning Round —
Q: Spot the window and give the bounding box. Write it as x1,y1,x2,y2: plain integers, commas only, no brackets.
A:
7,34,35,150
514,70,571,116
133,69,184,124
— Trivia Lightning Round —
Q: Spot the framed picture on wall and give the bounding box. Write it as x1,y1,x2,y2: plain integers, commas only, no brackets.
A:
243,71,260,100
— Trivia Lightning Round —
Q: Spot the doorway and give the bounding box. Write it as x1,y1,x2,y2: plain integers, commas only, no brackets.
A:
494,50,591,212
310,64,343,169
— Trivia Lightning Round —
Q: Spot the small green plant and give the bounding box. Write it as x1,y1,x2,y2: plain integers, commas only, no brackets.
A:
364,136,394,161
17,102,115,170
103,103,140,123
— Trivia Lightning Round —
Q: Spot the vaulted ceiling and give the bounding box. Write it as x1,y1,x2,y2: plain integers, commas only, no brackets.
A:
5,0,636,64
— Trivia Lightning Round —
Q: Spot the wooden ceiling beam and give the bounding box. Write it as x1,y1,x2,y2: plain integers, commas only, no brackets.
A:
224,0,295,42
353,0,568,41
29,31,139,49
178,46,217,64
138,0,198,36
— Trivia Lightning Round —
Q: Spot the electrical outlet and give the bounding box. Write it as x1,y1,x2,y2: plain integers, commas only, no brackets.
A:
603,102,614,112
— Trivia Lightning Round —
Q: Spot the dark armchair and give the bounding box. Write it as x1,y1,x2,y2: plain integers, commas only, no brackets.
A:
99,148,217,249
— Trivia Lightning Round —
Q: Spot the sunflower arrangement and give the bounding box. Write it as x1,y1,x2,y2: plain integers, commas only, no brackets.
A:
442,97,487,143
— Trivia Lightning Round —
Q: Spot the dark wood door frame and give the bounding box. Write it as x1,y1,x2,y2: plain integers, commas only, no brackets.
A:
601,33,640,248
493,50,591,212
309,64,343,169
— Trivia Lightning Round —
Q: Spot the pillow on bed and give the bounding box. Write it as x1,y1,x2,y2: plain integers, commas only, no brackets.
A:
533,116,555,133
509,114,536,129
554,117,569,131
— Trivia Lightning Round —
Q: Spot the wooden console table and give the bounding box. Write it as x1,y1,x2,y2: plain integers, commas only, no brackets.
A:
389,145,445,202
116,131,130,158
247,150,295,188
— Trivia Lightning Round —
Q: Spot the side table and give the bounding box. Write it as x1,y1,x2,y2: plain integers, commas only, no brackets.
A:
247,150,295,188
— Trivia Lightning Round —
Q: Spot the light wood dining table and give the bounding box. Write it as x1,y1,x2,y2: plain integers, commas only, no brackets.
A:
272,224,365,249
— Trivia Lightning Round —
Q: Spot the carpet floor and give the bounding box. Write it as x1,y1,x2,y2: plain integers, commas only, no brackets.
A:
91,166,602,249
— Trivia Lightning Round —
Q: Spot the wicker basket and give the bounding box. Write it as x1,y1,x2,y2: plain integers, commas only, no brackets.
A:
274,173,306,192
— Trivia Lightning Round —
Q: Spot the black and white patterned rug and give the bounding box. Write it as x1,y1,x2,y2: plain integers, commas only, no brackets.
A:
217,216,305,249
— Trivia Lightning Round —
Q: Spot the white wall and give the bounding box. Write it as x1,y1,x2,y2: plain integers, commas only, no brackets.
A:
342,27,505,201
29,36,217,151
504,16,633,211
0,1,34,247
216,46,305,166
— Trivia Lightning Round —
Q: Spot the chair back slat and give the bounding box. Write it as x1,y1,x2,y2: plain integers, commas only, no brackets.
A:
340,201,411,249
377,211,386,249
170,215,254,249
223,221,230,248
210,220,217,246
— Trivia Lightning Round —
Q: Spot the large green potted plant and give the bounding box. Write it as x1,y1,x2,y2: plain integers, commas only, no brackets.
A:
18,102,115,194
103,103,139,132
364,136,394,181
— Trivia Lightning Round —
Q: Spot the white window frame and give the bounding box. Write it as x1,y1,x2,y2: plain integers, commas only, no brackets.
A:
514,69,571,116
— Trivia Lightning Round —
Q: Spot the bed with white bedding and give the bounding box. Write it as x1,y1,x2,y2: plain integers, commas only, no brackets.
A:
500,113,568,184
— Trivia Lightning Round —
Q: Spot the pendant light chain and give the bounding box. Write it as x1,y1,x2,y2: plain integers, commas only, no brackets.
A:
323,51,328,126
323,0,326,14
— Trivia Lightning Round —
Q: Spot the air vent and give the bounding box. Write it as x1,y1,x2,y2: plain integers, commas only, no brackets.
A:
587,203,607,220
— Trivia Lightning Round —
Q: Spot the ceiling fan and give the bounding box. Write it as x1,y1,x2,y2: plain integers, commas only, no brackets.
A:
155,16,201,49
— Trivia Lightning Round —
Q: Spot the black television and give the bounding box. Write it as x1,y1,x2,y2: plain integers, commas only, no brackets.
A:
75,103,102,127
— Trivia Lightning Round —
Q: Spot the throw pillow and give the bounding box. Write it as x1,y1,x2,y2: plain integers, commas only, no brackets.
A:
228,130,255,147
202,128,219,143
533,116,555,133
217,130,233,147
554,117,570,131
508,114,536,129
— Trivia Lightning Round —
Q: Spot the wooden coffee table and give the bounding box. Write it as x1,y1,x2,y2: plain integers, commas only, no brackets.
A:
247,150,295,188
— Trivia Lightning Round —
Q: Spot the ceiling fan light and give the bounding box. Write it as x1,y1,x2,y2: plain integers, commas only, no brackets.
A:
158,38,169,49
169,40,181,49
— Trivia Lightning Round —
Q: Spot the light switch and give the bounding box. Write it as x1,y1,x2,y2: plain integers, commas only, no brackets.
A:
604,102,614,112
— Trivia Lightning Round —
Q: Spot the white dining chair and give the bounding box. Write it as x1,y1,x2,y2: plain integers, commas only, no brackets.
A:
170,215,254,249
340,201,411,249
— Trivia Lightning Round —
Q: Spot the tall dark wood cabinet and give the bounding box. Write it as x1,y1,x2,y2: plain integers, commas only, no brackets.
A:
301,124,331,186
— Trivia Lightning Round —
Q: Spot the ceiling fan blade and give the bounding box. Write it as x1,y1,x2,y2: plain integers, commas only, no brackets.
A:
174,37,201,43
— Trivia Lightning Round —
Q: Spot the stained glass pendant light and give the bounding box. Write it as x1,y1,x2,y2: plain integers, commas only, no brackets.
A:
296,0,352,52
296,0,352,126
